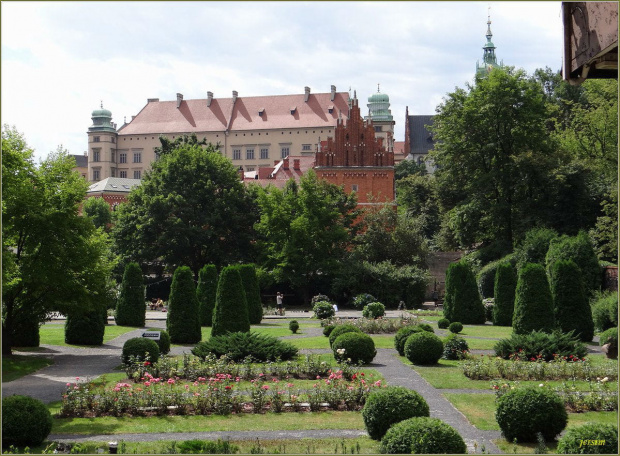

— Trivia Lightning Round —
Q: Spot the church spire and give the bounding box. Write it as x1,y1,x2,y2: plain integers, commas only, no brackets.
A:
476,8,501,77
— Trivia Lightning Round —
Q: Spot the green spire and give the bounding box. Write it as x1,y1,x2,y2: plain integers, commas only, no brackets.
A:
476,9,501,77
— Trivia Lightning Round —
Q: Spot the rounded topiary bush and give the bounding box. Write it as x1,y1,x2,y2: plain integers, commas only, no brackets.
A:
328,324,362,347
495,387,567,442
332,332,376,364
380,417,467,454
556,423,618,454
404,331,443,365
2,395,53,447
146,328,170,355
322,324,335,337
196,264,218,327
362,302,385,319
362,386,430,440
64,308,106,345
417,323,434,333
289,320,299,334
448,322,463,334
167,266,202,344
313,301,335,320
394,326,430,356
122,337,160,365
512,263,555,335
437,318,450,329
115,262,146,327
592,292,619,332
443,334,469,360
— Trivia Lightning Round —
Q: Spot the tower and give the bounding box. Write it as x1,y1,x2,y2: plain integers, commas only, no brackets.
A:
476,10,503,77
365,84,395,154
87,103,118,182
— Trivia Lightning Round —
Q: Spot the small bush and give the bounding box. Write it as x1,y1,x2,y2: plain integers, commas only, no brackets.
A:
311,294,331,305
64,309,105,345
313,301,335,320
394,326,431,356
122,337,160,365
380,417,467,454
443,334,469,360
322,324,335,337
495,387,567,442
513,263,555,335
494,330,587,362
483,299,494,322
353,293,377,309
592,292,618,332
493,262,517,326
556,423,618,454
417,323,434,333
146,328,171,355
2,395,53,447
362,302,386,319
192,332,298,362
362,386,430,440
448,322,463,334
328,324,362,347
404,332,443,365
176,439,239,454
289,320,299,334
332,332,376,364
599,327,618,350
437,318,450,329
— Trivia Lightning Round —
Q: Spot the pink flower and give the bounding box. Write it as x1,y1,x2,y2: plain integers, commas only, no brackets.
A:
167,378,175,384
66,382,71,387
262,385,270,390
144,381,151,387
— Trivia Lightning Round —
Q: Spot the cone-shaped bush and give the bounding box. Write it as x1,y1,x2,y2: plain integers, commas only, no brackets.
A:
493,262,517,326
238,264,263,325
115,262,146,327
550,260,594,342
512,263,555,335
196,264,218,327
166,266,201,344
65,307,105,345
443,261,485,324
211,265,250,337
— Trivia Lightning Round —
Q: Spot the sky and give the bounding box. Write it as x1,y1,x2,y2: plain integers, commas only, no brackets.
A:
1,1,564,162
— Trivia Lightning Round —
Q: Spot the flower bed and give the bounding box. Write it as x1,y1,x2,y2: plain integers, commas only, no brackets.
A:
322,316,420,334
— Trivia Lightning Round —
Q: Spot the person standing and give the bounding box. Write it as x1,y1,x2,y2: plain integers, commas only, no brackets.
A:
276,292,284,316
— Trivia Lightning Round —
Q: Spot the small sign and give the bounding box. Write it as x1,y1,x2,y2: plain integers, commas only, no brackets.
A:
142,331,161,341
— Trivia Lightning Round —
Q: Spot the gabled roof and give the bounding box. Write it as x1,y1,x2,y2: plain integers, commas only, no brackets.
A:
87,177,141,194
71,154,88,168
408,115,435,155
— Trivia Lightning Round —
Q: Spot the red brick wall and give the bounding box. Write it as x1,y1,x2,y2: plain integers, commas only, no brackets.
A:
317,168,394,204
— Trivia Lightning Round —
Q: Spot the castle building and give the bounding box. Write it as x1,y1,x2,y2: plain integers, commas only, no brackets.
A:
365,85,399,161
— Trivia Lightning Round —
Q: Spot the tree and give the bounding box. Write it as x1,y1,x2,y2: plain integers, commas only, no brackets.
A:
112,142,256,277
211,266,250,337
590,186,618,263
396,174,441,241
154,133,209,156
167,266,202,343
238,264,263,325
196,264,218,327
443,261,486,324
394,159,426,180
512,263,555,335
82,197,112,230
514,227,558,269
2,126,115,355
493,262,517,326
115,263,145,327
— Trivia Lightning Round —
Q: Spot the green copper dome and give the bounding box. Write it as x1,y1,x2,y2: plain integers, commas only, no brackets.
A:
368,92,390,103
91,108,112,118
89,103,116,133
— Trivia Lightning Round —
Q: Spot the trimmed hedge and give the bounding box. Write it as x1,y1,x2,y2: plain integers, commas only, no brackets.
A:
332,332,376,364
437,318,450,329
443,261,485,324
313,301,335,320
146,328,171,355
167,266,202,344
328,324,362,347
2,395,53,447
64,308,105,345
495,387,568,442
494,330,587,362
196,264,218,327
477,254,516,299
592,292,618,332
211,266,250,337
380,417,467,454
238,264,263,325
493,262,517,326
121,337,160,365
556,423,618,454
362,386,429,440
512,263,555,335
394,326,431,356
289,320,299,334
362,302,386,319
115,262,146,327
192,332,298,362
448,322,463,334
404,331,443,365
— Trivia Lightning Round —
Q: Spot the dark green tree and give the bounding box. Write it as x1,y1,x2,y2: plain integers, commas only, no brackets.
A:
493,262,517,326
394,159,427,180
211,266,250,337
238,264,263,325
550,260,594,342
590,186,618,263
513,263,555,335
196,264,218,327
167,266,202,343
115,263,146,327
82,196,112,230
395,174,441,240
64,307,106,345
443,261,485,324
154,133,209,156
514,227,558,269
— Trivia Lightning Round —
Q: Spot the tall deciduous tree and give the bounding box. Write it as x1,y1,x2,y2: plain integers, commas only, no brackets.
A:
82,197,112,230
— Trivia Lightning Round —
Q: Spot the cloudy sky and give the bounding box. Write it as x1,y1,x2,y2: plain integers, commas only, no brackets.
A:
2,1,564,162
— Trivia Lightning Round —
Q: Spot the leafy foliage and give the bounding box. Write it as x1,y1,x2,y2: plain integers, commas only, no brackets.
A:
353,294,377,309
380,417,467,454
477,254,516,298
443,261,485,324
332,332,376,364
590,187,618,263
556,423,618,454
2,395,53,447
82,196,112,230
591,291,618,332
115,262,146,327
311,294,332,305
313,301,335,320
404,332,443,365
362,302,386,319
328,324,362,347
494,330,588,362
396,174,441,241
288,320,299,334
176,439,239,455
442,334,469,360
599,328,618,350
167,266,201,344
196,265,217,327
192,332,298,362
238,264,263,325
121,337,160,365
394,326,431,356
146,328,170,355
493,262,517,326
64,308,106,345
437,318,450,329
448,322,463,334
514,227,558,269
512,263,555,334
211,266,250,337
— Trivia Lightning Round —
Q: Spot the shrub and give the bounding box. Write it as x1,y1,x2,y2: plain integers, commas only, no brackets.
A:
64,308,105,345
515,227,558,269
379,417,467,454
328,324,362,347
353,293,377,309
448,322,463,334
404,332,443,365
311,294,331,305
146,328,170,355
167,266,202,344
550,260,594,342
443,261,486,324
599,327,618,350
417,323,434,333
362,386,430,440
394,326,431,356
2,395,53,447
211,266,250,337
495,387,568,442
196,264,218,327
362,302,385,319
443,334,469,360
592,291,618,332
483,299,494,322
332,332,376,364
512,263,555,335
556,423,618,454
192,332,298,362
122,337,160,365
477,254,516,299
493,262,517,326
115,262,146,327
238,264,262,325
289,320,299,334
322,324,335,337
176,439,239,454
313,301,335,320
437,318,450,329
494,330,587,362
11,316,40,348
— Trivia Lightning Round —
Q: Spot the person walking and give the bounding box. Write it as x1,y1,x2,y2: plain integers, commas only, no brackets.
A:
276,292,284,316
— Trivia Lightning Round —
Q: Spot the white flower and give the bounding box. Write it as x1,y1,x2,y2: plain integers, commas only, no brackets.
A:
539,383,544,387
336,348,346,355
602,377,609,383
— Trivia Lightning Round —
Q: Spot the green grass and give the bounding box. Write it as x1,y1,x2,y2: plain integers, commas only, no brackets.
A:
287,336,330,349
461,338,499,350
2,354,54,382
436,324,513,339
39,323,138,347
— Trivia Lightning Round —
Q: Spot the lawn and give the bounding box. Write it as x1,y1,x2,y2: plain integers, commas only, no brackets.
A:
2,354,54,382
39,323,137,347
435,324,513,339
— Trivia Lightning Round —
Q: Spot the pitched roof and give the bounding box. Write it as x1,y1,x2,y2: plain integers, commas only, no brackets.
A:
87,177,141,194
119,92,350,135
408,115,435,155
246,156,315,189
393,141,405,155
71,154,88,168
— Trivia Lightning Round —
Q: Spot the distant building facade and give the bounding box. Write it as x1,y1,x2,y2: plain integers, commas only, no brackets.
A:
86,177,141,210
71,153,88,179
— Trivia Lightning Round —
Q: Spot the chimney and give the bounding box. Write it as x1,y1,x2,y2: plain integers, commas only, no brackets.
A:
147,98,159,103
330,85,336,101
304,86,311,102
232,90,238,104
176,93,183,108
207,91,213,107
283,158,289,170
293,159,300,170
131,116,136,121
83,151,87,156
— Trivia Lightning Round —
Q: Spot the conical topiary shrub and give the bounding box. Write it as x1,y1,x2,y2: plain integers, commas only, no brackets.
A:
550,260,594,342
211,265,250,337
443,261,486,324
493,262,517,326
512,263,555,335
196,264,218,327
166,266,202,344
238,264,263,325
115,262,146,327
64,307,106,345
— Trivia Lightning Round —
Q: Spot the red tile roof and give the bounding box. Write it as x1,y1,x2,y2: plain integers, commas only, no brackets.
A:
246,156,315,189
394,141,405,155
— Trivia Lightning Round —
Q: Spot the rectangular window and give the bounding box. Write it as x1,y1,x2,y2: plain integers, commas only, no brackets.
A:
93,169,100,180
133,152,141,163
93,149,100,162
281,146,289,159
111,168,116,177
351,184,359,192
93,136,100,143
111,151,116,162
134,170,141,179
246,166,255,171
111,137,116,144
120,153,127,163
374,126,383,132
119,170,127,178
260,148,269,159
246,148,254,160
233,149,241,160
302,144,311,151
